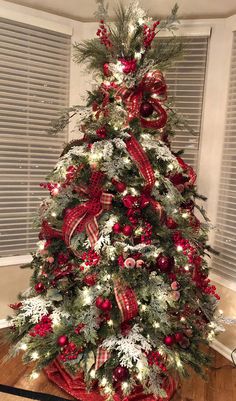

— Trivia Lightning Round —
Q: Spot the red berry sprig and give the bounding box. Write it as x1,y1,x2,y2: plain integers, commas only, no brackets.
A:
96,20,112,49
143,21,160,48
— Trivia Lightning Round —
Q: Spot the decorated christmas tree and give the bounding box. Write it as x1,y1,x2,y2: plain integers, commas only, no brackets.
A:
7,1,224,400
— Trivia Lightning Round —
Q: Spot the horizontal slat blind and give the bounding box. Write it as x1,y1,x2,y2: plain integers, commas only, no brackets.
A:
0,18,70,258
212,31,236,282
164,36,209,169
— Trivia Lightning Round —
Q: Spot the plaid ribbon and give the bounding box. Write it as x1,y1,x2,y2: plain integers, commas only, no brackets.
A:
117,69,167,129
95,347,111,371
114,281,139,322
39,220,63,240
126,134,155,193
62,171,113,254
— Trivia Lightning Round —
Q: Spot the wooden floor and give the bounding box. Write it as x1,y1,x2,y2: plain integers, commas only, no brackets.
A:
0,330,236,401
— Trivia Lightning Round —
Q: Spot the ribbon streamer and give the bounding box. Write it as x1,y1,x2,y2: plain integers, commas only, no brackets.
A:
114,281,139,322
126,134,155,193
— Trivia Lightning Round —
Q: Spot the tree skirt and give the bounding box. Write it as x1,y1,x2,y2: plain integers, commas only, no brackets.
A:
45,359,177,401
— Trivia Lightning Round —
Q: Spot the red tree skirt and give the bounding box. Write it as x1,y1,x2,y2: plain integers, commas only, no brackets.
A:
45,359,177,401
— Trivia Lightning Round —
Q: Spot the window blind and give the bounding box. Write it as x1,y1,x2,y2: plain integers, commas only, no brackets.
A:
164,36,209,169
212,31,236,282
0,18,70,258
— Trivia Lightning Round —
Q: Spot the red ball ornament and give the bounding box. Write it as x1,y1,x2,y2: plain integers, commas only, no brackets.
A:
165,217,178,229
112,222,122,234
83,274,97,287
57,335,68,347
95,296,104,309
140,102,154,118
123,194,137,209
100,299,112,312
164,335,175,346
113,366,129,381
156,254,174,273
115,181,127,193
175,332,184,343
122,225,133,236
34,282,45,293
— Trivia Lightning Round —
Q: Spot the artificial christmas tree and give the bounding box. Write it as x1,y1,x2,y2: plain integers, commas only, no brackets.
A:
7,1,224,400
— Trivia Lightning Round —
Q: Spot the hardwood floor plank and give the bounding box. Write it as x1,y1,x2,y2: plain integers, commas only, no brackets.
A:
0,330,234,401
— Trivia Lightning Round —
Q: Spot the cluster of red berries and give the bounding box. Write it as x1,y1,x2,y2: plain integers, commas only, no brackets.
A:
141,222,153,245
143,21,160,48
81,249,100,266
59,342,83,362
96,20,112,49
74,323,85,335
29,315,52,338
40,166,78,197
193,268,220,300
146,351,167,372
57,252,70,266
172,231,198,264
119,58,137,74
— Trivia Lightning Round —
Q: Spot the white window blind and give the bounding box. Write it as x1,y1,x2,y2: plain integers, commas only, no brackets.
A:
0,18,70,258
212,31,236,282
164,36,209,169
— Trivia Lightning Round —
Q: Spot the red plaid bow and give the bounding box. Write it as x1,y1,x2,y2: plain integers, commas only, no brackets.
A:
62,171,113,255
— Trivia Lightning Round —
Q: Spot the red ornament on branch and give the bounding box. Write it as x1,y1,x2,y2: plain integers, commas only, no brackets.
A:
34,282,45,293
113,366,129,381
57,335,69,347
156,254,174,273
140,101,154,117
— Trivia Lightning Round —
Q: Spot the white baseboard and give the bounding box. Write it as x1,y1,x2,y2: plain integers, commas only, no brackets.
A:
0,319,9,329
211,339,232,362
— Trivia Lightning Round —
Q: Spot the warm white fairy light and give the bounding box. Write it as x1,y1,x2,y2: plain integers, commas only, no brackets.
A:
122,382,129,391
101,377,108,386
38,241,45,250
180,317,186,322
182,213,189,219
51,212,57,217
218,309,223,314
30,371,39,380
103,274,111,281
153,321,160,328
31,351,39,360
177,245,183,252
141,304,147,312
184,265,190,271
19,343,28,351
107,319,114,327
168,163,174,171
176,356,183,368
82,288,93,306
90,369,96,379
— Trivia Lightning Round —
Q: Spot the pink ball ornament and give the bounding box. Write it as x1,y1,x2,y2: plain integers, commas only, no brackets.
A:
171,281,180,290
57,335,68,347
164,335,175,346
171,290,180,301
136,259,145,268
46,256,54,264
122,225,133,236
113,366,129,381
124,257,136,268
